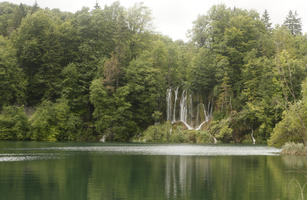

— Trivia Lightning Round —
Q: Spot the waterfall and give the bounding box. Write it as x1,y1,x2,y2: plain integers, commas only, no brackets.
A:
195,121,206,131
180,90,187,122
196,104,200,127
188,94,193,125
251,130,256,144
172,87,179,123
213,136,217,144
100,135,106,143
179,90,193,130
204,101,213,122
166,88,213,132
166,88,172,121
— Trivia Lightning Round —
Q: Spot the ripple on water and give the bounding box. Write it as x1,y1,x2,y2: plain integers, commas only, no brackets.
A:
0,153,60,162
39,145,281,156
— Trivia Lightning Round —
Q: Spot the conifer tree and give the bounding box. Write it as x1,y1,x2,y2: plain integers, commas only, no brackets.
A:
261,10,272,31
283,10,302,35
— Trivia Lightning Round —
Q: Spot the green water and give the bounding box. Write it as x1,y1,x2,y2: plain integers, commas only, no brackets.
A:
0,142,306,200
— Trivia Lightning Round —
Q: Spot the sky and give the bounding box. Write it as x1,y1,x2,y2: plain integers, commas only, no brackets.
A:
5,0,307,41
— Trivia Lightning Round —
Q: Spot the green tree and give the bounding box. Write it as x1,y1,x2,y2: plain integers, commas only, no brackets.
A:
90,79,135,141
269,79,307,147
13,10,65,105
189,47,217,97
0,106,30,140
261,10,272,31
283,10,302,35
126,51,165,129
0,2,32,36
30,100,82,141
0,36,26,107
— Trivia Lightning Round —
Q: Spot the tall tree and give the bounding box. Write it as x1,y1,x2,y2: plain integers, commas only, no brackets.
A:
13,10,64,105
0,36,26,107
283,10,302,35
261,10,272,31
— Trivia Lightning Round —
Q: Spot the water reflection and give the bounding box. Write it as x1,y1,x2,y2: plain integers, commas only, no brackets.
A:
163,156,307,200
0,143,306,200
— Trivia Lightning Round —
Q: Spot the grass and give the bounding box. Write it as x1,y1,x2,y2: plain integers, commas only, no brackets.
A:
281,142,307,156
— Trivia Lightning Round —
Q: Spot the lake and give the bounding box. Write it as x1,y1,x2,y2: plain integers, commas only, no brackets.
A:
0,142,306,200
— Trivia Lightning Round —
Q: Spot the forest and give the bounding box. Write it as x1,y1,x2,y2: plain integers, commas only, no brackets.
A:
0,1,306,147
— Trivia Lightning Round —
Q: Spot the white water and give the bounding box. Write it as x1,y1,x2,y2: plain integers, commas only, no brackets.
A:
167,89,172,121
41,145,281,156
189,94,193,125
251,130,256,145
100,135,106,143
195,121,206,131
180,90,187,123
172,87,179,123
167,88,213,130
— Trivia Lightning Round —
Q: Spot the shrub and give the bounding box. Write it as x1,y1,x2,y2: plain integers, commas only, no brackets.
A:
269,79,307,147
30,100,82,141
281,142,307,156
140,122,214,144
0,106,30,140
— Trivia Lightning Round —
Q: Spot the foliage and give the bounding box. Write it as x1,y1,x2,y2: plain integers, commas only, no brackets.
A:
0,2,306,144
90,79,135,141
0,106,30,140
140,122,214,144
0,35,26,107
283,10,302,35
281,142,307,156
207,118,232,143
269,79,307,147
13,10,65,105
30,100,82,141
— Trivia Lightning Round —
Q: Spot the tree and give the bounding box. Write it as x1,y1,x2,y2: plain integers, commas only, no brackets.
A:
261,10,272,31
13,10,65,105
269,79,307,147
0,2,32,36
30,100,82,141
90,79,135,141
126,51,165,129
189,47,217,97
0,106,30,140
283,10,302,35
61,62,95,120
0,36,26,107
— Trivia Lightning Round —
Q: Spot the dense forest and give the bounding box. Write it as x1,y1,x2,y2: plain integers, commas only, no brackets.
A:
0,2,306,146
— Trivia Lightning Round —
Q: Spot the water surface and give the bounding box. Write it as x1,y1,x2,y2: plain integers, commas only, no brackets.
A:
0,142,306,200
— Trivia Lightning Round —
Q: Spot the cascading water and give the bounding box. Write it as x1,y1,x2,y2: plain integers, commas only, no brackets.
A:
196,104,200,127
172,87,179,123
166,88,172,122
188,94,193,125
204,101,213,123
180,90,187,123
251,130,256,144
167,88,213,131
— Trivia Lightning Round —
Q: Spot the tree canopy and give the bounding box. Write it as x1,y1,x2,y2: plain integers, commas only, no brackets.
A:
0,2,306,145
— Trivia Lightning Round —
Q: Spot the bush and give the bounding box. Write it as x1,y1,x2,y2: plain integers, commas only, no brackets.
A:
139,122,214,144
0,106,30,140
207,118,232,142
281,142,307,156
30,100,82,141
269,79,307,147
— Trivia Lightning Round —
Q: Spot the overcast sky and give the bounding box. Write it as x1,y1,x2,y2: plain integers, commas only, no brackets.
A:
5,0,307,41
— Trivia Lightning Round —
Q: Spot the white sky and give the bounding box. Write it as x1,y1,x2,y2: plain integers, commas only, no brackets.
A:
4,0,307,41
